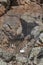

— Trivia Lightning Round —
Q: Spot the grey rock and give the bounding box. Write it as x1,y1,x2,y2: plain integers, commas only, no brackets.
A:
31,13,42,20
2,16,22,39
21,12,42,24
37,48,43,59
0,30,4,44
8,61,13,65
37,58,43,65
0,48,3,57
21,12,39,37
0,0,8,3
28,47,42,65
17,62,22,65
29,47,41,59
31,26,40,38
0,47,16,62
16,54,27,63
39,33,43,43
2,51,13,62
0,59,7,65
21,13,35,23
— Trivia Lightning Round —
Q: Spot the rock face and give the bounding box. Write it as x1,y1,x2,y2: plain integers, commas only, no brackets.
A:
0,59,7,65
0,0,43,65
39,33,43,43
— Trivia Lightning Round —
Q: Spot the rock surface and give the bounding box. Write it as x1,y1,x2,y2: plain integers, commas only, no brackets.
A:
0,0,43,65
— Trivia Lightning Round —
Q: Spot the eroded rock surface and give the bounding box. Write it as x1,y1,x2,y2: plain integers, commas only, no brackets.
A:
0,0,43,65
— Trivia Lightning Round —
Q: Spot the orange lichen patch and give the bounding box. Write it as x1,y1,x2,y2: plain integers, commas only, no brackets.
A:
0,17,4,28
10,2,42,15
0,6,5,27
0,6,6,16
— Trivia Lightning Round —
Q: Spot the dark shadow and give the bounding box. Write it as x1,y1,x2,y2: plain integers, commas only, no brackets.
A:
10,0,19,6
20,19,39,37
40,0,43,4
37,49,43,59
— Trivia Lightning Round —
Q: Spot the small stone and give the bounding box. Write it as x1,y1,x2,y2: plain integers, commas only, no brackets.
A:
20,49,25,53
